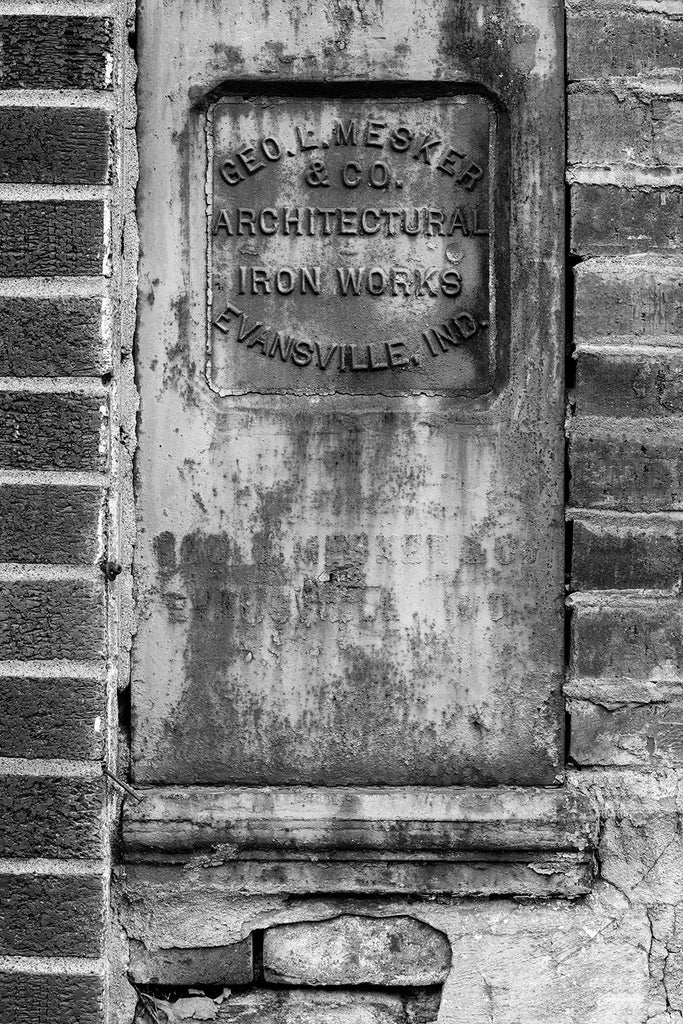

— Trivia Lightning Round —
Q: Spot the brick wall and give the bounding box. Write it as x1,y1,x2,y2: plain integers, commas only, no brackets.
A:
567,0,683,768
0,4,132,1024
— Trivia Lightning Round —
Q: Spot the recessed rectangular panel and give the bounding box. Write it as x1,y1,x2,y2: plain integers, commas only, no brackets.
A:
209,95,497,396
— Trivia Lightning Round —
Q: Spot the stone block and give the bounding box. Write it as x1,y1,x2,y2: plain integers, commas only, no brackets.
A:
574,260,683,344
0,776,103,859
0,17,112,90
0,394,105,470
568,91,652,165
0,971,103,1024
0,874,102,956
571,601,683,681
0,108,109,184
0,485,102,563
0,202,104,277
262,915,451,987
571,186,683,255
0,297,107,377
0,675,105,759
569,425,683,511
0,580,105,661
574,350,683,418
567,7,683,80
571,517,683,590
128,937,253,986
570,695,683,766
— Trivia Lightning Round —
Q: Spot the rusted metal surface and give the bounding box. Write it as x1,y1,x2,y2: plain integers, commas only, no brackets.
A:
132,0,565,786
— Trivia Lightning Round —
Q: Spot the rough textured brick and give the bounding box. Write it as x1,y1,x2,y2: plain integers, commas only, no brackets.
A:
0,108,109,184
574,261,683,344
571,602,683,680
567,9,683,80
0,485,102,563
0,17,112,90
571,186,683,255
0,676,104,759
0,202,103,277
570,92,683,168
134,988,442,1024
0,776,102,859
263,915,451,987
570,696,683,766
652,98,683,165
0,297,107,377
0,580,105,661
569,91,652,165
0,874,102,956
0,394,104,470
0,972,103,1024
572,518,683,590
570,427,683,510
574,351,683,417
129,938,253,985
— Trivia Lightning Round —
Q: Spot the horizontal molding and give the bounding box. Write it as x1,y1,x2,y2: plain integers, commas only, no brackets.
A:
123,785,597,896
124,856,594,900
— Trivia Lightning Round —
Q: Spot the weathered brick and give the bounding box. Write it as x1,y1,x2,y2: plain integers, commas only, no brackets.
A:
0,580,105,661
570,695,683,766
568,91,651,165
0,776,102,859
574,351,683,417
570,92,683,169
0,394,105,470
571,601,683,680
571,185,683,255
0,485,102,563
652,98,683,165
572,517,683,590
0,874,102,956
0,297,107,377
0,676,104,759
0,17,112,90
570,426,683,510
0,202,104,277
0,108,109,185
574,261,683,343
567,9,683,80
128,938,253,986
263,915,451,987
0,972,103,1024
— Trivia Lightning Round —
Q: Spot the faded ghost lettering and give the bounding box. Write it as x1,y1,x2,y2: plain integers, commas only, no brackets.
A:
209,94,498,396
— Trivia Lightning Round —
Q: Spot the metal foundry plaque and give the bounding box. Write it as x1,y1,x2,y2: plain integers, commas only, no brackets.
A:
208,95,498,396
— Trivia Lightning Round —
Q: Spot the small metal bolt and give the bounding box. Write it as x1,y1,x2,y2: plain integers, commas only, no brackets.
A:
100,559,123,581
